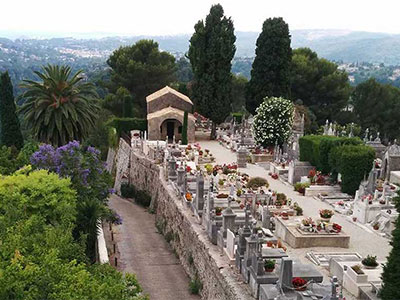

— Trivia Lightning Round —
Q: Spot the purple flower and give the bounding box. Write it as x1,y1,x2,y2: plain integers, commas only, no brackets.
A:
108,188,116,194
113,213,123,225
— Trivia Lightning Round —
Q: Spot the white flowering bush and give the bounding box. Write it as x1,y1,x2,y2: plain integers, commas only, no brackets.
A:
252,97,294,147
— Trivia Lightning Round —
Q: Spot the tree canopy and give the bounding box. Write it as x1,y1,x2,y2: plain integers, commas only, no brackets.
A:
0,71,24,149
246,17,292,114
290,48,351,125
107,40,176,116
352,78,400,142
188,4,236,139
19,65,100,146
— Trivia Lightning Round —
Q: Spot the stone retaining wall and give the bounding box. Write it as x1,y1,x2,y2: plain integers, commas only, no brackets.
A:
129,149,253,300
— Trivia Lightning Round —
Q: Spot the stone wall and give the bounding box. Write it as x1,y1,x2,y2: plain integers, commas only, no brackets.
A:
129,149,253,300
113,139,131,194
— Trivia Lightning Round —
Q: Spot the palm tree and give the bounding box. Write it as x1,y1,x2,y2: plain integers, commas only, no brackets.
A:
19,65,99,146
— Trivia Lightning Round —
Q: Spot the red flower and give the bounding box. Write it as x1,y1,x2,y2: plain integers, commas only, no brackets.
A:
292,277,307,287
186,166,192,172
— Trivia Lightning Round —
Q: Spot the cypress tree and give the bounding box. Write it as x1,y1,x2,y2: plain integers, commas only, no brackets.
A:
188,4,236,139
0,72,23,149
181,111,188,145
380,192,400,300
246,17,292,114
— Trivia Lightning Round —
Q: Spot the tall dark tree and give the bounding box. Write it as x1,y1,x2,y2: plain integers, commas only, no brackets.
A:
381,191,400,300
290,48,351,125
188,4,236,139
107,40,176,117
0,71,23,149
246,17,292,114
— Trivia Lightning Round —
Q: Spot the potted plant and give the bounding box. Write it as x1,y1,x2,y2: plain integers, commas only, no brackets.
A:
215,207,223,216
348,264,368,284
362,255,379,269
332,223,342,233
292,277,307,291
352,216,357,222
320,209,334,222
275,200,282,208
281,211,289,220
373,223,380,230
264,259,275,272
236,189,242,197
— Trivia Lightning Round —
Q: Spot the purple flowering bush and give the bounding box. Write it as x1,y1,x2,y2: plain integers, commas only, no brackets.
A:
31,141,118,261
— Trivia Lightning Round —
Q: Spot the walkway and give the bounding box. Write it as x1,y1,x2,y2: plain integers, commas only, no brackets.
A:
200,141,391,261
109,194,199,300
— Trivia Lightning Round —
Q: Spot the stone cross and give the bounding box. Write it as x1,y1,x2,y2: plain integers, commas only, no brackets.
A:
177,162,185,191
262,206,271,229
330,276,339,300
278,258,293,292
168,155,177,181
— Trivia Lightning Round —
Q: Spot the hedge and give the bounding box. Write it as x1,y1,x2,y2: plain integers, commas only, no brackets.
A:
182,111,188,145
330,144,375,195
106,117,147,136
299,135,362,173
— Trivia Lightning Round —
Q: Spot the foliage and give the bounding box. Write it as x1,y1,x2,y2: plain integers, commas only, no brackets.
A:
175,57,193,83
106,117,147,136
299,135,362,173
264,259,275,269
120,183,151,207
294,182,310,195
107,39,176,116
30,141,113,261
231,74,248,112
188,4,236,139
0,146,18,175
290,48,351,125
362,255,378,267
246,177,269,189
189,276,202,295
381,191,400,300
352,78,400,142
246,17,291,114
351,265,364,275
319,209,334,218
252,97,294,147
0,71,23,149
102,86,135,118
330,144,375,194
232,112,244,124
19,65,100,146
182,111,188,145
0,170,146,300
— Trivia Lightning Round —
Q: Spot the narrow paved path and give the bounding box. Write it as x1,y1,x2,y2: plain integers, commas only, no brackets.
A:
109,195,199,300
200,141,391,261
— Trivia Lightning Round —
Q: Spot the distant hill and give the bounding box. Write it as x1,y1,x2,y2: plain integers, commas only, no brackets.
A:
2,29,400,94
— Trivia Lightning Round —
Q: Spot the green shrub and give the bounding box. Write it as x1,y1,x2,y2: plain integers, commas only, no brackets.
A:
294,182,310,195
299,135,362,173
106,117,147,136
232,112,243,123
246,177,269,189
121,183,136,198
182,111,188,145
189,276,202,295
330,144,375,194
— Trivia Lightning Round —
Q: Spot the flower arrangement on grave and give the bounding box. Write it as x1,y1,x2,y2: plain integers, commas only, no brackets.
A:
246,177,269,189
186,144,192,151
218,179,225,186
276,193,287,204
332,223,342,233
292,277,307,291
294,182,310,195
198,150,203,156
205,149,210,154
302,217,314,227
216,193,229,198
186,192,192,201
205,164,213,175
281,211,289,220
351,265,365,275
236,189,242,197
308,169,316,179
336,201,345,207
264,259,275,272
252,96,294,147
362,255,379,268
240,203,245,209
186,166,192,173
320,209,334,220
373,223,380,230
215,207,223,216
293,202,303,216
362,194,373,203
315,172,325,185
271,173,279,180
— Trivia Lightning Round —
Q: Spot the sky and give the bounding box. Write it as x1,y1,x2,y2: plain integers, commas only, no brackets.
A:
1,0,400,37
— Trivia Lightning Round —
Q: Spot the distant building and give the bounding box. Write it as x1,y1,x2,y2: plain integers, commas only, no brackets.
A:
146,86,195,142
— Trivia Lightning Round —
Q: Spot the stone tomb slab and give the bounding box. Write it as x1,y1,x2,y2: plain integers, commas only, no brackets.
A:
275,217,350,248
307,251,362,267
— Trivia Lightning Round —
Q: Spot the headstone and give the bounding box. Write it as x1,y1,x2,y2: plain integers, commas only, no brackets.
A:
177,163,185,192
278,258,293,292
262,206,271,229
168,156,177,181
195,171,205,211
237,146,248,168
226,229,236,259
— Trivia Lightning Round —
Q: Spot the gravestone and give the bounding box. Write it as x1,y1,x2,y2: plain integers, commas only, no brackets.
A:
237,146,248,168
278,257,293,292
226,229,236,260
195,171,205,212
168,155,177,181
262,206,271,229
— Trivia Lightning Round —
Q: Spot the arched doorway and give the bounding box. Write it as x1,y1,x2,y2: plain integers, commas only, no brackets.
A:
160,119,183,142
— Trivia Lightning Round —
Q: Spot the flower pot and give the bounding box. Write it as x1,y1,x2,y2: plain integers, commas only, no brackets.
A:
264,267,275,273
362,264,378,269
352,217,357,222
295,286,306,291
320,217,331,223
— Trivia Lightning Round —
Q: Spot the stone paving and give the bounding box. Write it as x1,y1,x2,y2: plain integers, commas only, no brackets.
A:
199,141,391,262
109,195,200,300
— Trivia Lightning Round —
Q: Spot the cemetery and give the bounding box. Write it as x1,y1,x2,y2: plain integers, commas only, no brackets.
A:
101,86,398,300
